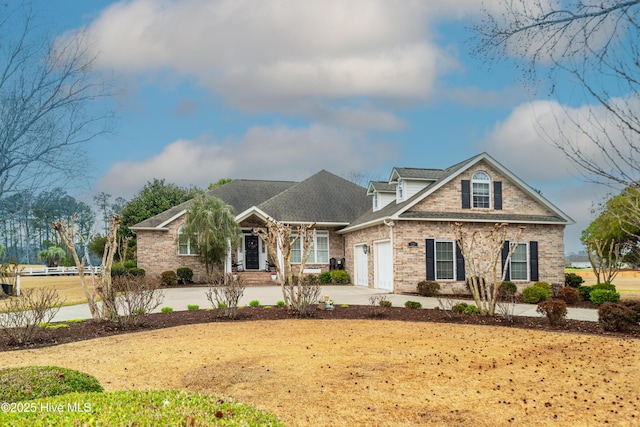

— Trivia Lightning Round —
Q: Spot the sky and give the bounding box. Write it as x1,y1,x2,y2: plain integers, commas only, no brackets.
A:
25,0,627,254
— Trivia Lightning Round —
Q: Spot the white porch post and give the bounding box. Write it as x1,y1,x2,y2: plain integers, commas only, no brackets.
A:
225,238,232,274
16,273,20,296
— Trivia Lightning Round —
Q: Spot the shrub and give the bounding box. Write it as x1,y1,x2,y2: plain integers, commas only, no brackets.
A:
620,300,640,323
110,276,165,328
123,260,137,269
589,289,620,305
592,282,617,292
404,300,422,309
0,288,63,345
533,281,552,293
330,270,350,284
128,267,145,277
452,302,480,315
176,267,193,284
557,286,580,305
536,299,568,326
249,300,260,307
276,300,285,307
417,281,440,297
368,295,391,316
307,274,318,285
161,307,173,313
160,271,178,286
187,304,199,310
110,264,128,277
565,272,584,288
0,366,103,402
577,285,593,301
522,285,550,304
0,390,285,427
318,272,332,284
598,302,638,332
498,281,518,297
206,273,245,319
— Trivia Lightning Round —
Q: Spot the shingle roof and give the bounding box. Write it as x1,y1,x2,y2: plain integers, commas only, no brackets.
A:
390,167,447,181
258,170,369,223
367,181,395,193
341,152,574,232
131,179,296,229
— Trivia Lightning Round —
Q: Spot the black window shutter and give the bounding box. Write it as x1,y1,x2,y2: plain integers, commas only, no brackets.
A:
494,181,502,210
461,180,470,209
501,240,510,281
426,239,435,281
529,241,539,282
455,243,465,281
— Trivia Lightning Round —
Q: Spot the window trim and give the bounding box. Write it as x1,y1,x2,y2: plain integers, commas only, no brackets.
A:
509,242,529,281
177,224,198,256
472,171,491,209
434,240,455,281
290,230,330,264
397,179,404,201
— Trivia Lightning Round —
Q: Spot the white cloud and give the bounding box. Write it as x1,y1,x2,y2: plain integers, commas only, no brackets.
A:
96,124,398,198
62,0,491,119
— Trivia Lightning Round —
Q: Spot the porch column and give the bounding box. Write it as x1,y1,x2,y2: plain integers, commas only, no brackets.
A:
225,238,232,274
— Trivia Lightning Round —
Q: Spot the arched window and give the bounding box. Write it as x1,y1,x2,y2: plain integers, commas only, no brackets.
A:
472,171,491,208
178,225,198,255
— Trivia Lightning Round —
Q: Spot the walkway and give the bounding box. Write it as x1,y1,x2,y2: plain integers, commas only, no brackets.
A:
50,285,599,323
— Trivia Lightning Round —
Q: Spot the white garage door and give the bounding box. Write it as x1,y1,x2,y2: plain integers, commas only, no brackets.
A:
374,240,393,291
354,244,369,287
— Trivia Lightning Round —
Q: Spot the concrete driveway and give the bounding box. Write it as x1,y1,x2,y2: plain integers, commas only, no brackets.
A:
50,285,599,322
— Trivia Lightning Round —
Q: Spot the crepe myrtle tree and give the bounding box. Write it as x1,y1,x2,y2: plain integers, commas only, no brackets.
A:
254,219,317,311
52,214,120,321
453,222,525,316
181,194,240,278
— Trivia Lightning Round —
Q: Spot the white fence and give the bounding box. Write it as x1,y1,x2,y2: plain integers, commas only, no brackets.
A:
19,266,102,276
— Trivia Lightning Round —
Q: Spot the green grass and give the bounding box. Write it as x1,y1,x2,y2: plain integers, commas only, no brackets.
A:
0,366,103,402
0,390,285,426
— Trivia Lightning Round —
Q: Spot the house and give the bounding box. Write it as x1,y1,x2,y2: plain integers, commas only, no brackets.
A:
132,153,574,292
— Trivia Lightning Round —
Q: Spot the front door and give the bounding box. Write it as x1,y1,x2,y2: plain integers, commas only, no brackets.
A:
244,235,260,270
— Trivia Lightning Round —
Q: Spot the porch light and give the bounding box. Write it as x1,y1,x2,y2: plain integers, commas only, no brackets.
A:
362,244,369,254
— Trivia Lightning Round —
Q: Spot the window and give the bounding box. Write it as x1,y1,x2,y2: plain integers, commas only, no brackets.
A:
510,243,528,281
178,225,198,255
373,192,379,210
291,230,330,264
472,171,490,208
397,179,404,200
435,241,454,280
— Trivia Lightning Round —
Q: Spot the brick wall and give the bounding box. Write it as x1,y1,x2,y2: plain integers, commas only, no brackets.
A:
391,221,565,293
343,224,392,288
412,159,555,216
137,217,345,281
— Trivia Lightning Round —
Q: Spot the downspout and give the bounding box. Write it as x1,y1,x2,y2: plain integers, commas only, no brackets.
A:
383,218,395,292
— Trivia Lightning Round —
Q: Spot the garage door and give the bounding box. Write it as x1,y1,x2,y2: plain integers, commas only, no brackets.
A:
354,244,369,287
374,240,393,291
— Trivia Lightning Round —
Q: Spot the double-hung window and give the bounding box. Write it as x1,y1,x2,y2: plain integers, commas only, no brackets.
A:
290,230,330,264
435,240,455,280
178,225,198,255
472,171,491,208
510,243,528,281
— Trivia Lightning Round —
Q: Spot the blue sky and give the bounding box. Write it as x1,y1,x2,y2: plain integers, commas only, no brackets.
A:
32,0,622,254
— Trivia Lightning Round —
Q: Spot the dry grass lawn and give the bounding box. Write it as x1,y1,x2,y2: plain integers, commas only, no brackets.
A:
2,320,639,426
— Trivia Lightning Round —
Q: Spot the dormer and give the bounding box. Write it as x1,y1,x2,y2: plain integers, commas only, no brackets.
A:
367,181,395,212
388,167,443,203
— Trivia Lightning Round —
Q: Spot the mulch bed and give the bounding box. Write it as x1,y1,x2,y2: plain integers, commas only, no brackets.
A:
2,304,639,353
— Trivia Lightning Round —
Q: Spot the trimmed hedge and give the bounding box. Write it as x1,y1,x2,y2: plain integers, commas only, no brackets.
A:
589,289,620,305
522,285,550,304
0,366,103,402
330,270,350,284
416,281,440,297
598,302,638,332
176,267,193,284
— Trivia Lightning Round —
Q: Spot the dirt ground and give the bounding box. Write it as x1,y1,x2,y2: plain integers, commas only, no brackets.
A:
1,311,639,427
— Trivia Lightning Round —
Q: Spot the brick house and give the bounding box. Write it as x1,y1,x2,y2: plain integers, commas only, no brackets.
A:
132,153,573,292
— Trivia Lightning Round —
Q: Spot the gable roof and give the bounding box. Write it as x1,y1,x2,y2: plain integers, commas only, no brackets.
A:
389,167,447,182
367,181,395,195
340,152,574,233
130,179,296,230
131,171,369,230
